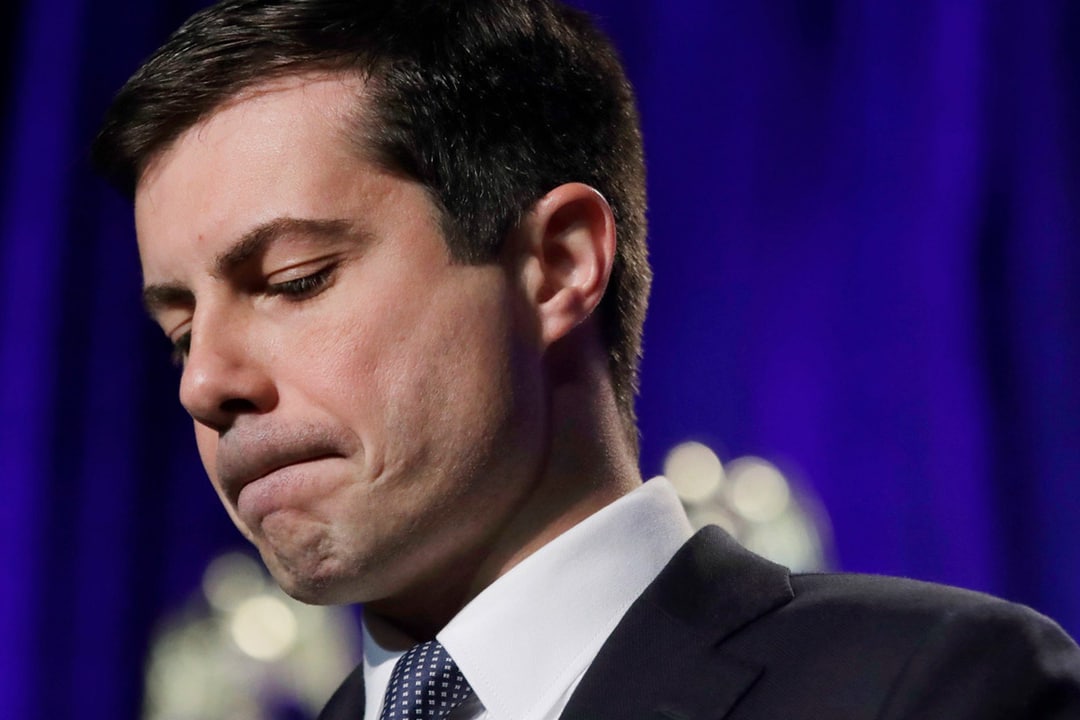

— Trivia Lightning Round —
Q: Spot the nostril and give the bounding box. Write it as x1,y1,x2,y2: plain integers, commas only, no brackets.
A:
220,398,259,414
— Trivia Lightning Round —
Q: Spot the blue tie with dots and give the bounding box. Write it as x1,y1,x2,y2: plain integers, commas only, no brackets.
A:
378,640,474,720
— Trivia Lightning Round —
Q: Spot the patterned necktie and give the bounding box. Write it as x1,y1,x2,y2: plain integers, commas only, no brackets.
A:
378,640,474,720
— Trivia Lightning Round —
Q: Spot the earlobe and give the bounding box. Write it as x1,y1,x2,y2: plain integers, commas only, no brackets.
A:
517,183,616,348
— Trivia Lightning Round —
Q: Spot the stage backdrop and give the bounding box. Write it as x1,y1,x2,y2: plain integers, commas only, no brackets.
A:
1,1,1077,718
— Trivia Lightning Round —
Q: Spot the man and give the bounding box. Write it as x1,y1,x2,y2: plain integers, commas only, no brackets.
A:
93,1,1080,718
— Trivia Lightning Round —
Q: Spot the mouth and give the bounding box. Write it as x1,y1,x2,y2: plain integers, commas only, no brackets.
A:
211,423,360,522
232,454,339,524
217,431,350,495
222,450,340,503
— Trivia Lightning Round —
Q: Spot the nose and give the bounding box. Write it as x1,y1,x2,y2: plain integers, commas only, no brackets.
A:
178,309,278,432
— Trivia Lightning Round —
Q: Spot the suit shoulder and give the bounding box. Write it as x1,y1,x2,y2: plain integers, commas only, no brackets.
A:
725,571,1080,717
783,571,1074,642
790,571,1031,618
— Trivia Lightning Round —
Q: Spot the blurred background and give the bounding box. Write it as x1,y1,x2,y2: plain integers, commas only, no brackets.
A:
1,0,1078,717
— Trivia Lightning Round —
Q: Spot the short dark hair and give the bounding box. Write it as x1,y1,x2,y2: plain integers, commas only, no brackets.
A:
93,0,650,449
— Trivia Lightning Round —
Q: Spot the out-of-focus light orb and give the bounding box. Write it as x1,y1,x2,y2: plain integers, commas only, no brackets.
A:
145,630,211,716
664,441,725,502
230,595,299,662
742,509,823,572
728,457,791,523
202,552,267,612
686,506,740,537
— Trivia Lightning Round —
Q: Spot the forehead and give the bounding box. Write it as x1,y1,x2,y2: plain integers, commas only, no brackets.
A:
133,74,379,274
142,71,366,189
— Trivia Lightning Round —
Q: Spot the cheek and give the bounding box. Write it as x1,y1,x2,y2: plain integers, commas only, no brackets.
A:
277,266,520,471
382,306,518,466
296,315,382,423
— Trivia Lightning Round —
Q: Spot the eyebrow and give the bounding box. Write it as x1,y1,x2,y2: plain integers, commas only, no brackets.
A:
141,216,357,317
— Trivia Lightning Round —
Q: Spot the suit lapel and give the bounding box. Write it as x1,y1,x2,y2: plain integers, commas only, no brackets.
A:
559,526,794,720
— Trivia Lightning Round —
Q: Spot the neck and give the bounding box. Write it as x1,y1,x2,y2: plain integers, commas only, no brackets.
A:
366,349,640,642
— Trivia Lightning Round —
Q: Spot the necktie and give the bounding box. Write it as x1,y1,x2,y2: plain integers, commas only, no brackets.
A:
378,640,474,720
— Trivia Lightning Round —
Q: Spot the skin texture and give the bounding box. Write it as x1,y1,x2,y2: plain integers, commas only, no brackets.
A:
135,74,640,639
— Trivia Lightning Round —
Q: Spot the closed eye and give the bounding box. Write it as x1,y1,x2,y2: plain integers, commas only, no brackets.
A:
266,265,335,300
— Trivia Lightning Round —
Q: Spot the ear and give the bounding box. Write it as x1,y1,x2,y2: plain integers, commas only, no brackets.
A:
512,183,616,349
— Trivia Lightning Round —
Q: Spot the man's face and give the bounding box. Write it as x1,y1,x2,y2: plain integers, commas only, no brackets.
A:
135,75,545,606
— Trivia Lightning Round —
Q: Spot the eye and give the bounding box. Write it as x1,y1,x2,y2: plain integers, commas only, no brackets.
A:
266,265,335,300
170,331,191,367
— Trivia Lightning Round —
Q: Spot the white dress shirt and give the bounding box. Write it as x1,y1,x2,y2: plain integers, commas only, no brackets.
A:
361,477,694,720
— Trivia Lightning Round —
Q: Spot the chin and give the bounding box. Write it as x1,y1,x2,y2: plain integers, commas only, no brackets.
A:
262,553,358,605
248,533,350,606
276,578,340,606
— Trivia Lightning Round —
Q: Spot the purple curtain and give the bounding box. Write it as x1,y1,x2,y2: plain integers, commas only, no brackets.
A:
1,1,1077,717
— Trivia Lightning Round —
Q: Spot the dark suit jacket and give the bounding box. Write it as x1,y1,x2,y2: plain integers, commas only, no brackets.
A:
319,526,1080,719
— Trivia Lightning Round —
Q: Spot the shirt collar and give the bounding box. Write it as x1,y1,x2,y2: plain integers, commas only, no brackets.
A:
439,477,691,720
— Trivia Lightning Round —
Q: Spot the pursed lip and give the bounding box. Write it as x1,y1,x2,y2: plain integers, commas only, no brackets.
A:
215,429,352,504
